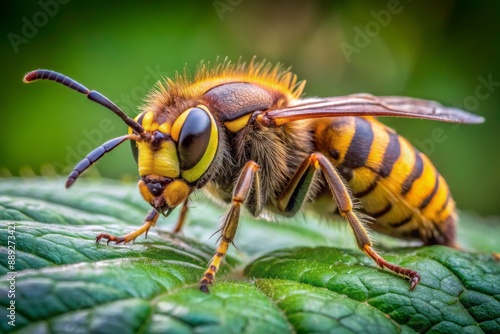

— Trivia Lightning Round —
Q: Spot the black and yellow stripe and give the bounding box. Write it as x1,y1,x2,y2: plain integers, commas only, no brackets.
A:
315,116,456,245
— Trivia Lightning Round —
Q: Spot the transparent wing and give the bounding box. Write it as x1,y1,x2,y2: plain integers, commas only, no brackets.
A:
262,93,484,126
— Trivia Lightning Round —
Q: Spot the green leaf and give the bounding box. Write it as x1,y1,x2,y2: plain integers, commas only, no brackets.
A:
0,178,499,333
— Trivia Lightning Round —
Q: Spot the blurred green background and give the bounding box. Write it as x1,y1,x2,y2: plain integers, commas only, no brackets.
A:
1,0,499,216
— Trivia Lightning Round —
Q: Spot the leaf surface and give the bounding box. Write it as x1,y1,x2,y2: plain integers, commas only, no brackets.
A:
0,178,498,333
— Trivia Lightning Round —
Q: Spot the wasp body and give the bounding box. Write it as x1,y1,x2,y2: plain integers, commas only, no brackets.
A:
313,116,456,246
24,60,483,292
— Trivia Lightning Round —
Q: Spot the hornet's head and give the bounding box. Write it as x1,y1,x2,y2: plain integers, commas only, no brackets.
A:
23,70,219,216
130,105,218,215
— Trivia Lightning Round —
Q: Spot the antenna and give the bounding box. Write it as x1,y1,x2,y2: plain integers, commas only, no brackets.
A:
24,69,145,135
24,69,147,186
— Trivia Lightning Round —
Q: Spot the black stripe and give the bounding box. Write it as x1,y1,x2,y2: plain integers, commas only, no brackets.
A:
409,228,421,238
338,166,353,182
391,215,413,228
437,191,450,214
369,203,392,218
354,177,379,198
379,130,401,177
419,172,440,210
285,164,314,214
329,149,340,160
342,118,374,169
401,148,424,195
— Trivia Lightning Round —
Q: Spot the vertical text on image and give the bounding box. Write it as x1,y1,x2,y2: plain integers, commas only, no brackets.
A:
6,221,17,327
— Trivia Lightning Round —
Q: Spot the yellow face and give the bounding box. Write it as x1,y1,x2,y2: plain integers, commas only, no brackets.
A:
129,105,218,215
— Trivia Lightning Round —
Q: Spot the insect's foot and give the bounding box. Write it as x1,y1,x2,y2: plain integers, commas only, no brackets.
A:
170,228,185,237
95,233,127,245
199,284,210,293
199,277,212,293
363,245,421,291
409,272,421,291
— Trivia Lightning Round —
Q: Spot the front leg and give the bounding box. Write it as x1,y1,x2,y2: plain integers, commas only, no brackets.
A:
172,199,189,234
277,152,421,290
199,161,261,292
96,208,159,244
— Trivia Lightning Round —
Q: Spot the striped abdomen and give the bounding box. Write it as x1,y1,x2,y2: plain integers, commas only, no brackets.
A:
314,116,457,246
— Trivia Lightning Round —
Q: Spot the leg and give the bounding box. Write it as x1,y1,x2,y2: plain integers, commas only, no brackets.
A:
172,199,189,234
96,208,159,244
277,152,420,290
199,161,260,292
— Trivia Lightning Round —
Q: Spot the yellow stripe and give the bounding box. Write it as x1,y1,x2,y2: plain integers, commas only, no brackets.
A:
142,112,157,132
437,182,456,223
154,141,180,177
224,113,252,132
382,135,416,194
376,203,413,228
357,122,417,227
158,122,171,134
171,108,191,142
439,197,455,222
349,167,378,195
358,183,388,214
137,142,154,176
404,154,436,208
138,141,180,178
314,117,356,165
422,175,448,218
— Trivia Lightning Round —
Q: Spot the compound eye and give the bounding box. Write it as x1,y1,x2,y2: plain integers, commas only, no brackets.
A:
171,106,218,183
129,112,146,164
177,107,212,170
